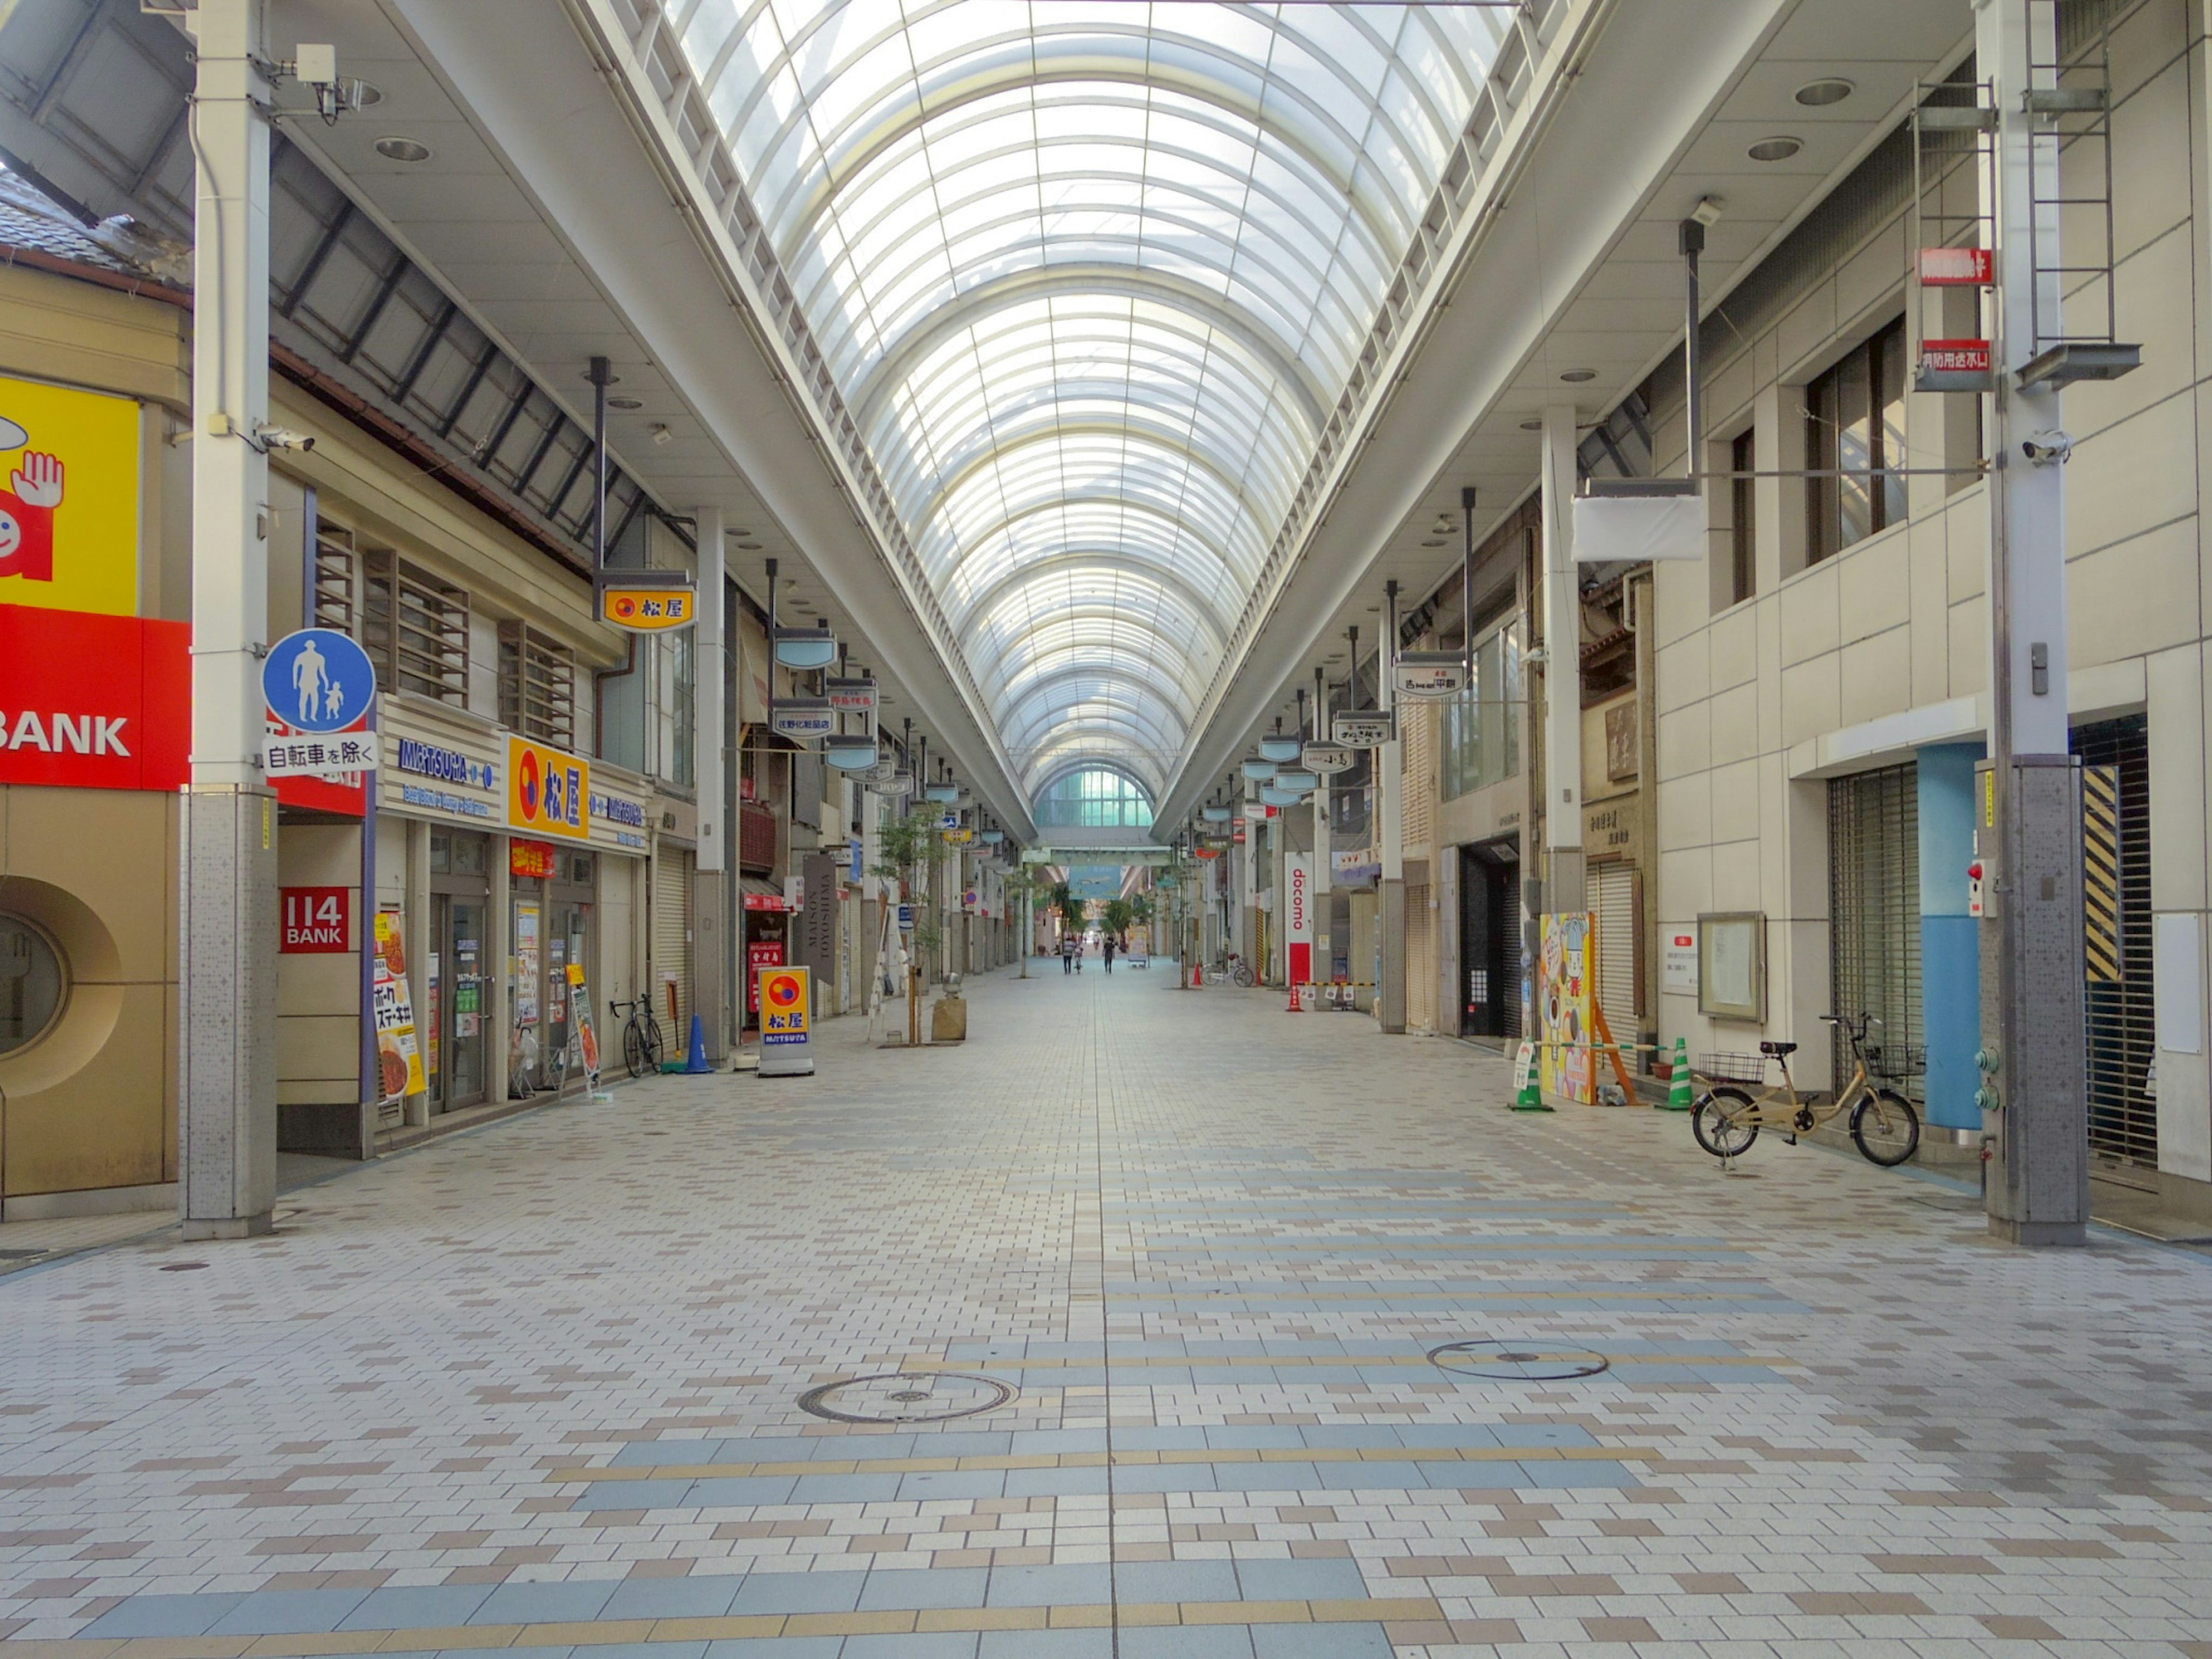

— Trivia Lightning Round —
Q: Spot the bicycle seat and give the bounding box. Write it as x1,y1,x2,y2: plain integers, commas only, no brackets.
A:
1759,1040,1797,1056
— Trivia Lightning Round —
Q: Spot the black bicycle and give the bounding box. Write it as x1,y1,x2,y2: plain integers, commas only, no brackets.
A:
612,995,664,1080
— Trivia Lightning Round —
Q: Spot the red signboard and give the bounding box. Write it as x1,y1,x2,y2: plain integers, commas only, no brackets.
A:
510,838,558,879
1919,247,1993,286
281,886,353,953
1921,338,1993,374
0,606,188,791
747,939,785,1013
743,891,789,911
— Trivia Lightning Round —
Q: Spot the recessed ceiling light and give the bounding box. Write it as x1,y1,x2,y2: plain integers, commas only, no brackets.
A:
1421,538,1447,547
351,81,385,108
738,540,763,550
1519,419,1544,431
607,395,643,411
1560,369,1597,383
373,135,433,163
1794,78,1854,107
1748,135,1804,162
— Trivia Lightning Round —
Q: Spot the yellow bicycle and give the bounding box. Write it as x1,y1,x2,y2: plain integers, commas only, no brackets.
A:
1691,1014,1921,1168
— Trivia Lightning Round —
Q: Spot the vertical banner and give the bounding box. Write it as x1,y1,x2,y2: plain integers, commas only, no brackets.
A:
1285,853,1313,994
1538,912,1596,1104
566,961,601,1090
371,907,426,1104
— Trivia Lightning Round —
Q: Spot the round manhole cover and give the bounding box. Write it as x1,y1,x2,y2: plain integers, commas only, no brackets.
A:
1427,1340,1609,1381
798,1371,1016,1423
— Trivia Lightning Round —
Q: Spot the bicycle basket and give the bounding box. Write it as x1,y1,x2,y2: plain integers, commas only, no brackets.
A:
1698,1051,1767,1085
1864,1041,1927,1082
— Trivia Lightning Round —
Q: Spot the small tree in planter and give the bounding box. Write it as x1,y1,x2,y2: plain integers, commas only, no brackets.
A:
1001,865,1043,978
1100,896,1134,950
871,804,946,1047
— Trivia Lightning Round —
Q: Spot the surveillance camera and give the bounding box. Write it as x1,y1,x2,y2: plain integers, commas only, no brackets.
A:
255,425,316,453
1691,195,1726,228
2021,430,2073,467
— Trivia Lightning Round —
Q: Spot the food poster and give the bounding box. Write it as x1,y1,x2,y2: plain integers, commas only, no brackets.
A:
567,963,600,1083
371,907,426,1103
1537,911,1596,1104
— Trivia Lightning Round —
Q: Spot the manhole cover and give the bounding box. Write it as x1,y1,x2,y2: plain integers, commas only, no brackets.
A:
798,1372,1016,1423
1428,1340,1609,1381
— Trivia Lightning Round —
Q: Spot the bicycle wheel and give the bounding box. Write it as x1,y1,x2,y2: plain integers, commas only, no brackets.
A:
624,1019,651,1080
1692,1087,1759,1159
1232,963,1255,988
1851,1088,1921,1167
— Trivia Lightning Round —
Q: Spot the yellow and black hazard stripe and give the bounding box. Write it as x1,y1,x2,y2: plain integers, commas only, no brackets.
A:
2083,764,2122,983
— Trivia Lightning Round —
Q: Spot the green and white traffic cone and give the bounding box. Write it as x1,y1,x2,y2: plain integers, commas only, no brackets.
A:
1510,1044,1552,1112
1662,1035,1694,1112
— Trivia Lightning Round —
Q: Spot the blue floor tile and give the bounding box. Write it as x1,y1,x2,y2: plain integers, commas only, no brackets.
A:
339,1584,495,1630
978,1630,1111,1658
597,1575,744,1619
896,1468,1006,1501
1118,1625,1255,1658
578,1647,705,1659
1252,1622,1393,1658
468,1580,618,1623
690,1475,802,1506
613,1439,726,1465
855,1566,988,1610
703,1640,840,1658
838,1633,977,1658
983,1562,1113,1606
82,1593,248,1638
729,1571,865,1614
1114,1559,1240,1603
205,1587,372,1635
1236,1558,1368,1602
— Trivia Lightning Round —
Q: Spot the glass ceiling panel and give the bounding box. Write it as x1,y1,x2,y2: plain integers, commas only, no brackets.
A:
672,0,1503,797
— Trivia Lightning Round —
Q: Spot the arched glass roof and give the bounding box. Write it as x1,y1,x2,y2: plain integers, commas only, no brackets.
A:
672,0,1506,797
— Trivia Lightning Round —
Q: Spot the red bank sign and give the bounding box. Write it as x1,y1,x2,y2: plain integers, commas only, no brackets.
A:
281,887,354,953
0,606,188,790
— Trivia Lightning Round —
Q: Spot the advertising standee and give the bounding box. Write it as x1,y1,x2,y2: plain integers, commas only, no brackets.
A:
756,964,815,1078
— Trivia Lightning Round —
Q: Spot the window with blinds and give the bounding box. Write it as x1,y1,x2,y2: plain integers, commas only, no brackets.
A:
1828,763,1923,1102
499,622,576,749
362,547,469,702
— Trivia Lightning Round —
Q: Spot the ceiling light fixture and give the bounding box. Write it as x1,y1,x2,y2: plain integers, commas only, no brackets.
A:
1422,538,1447,547
1560,369,1597,383
350,81,385,108
1794,78,1854,107
1519,418,1543,431
373,136,432,163
1748,135,1804,162
607,396,643,411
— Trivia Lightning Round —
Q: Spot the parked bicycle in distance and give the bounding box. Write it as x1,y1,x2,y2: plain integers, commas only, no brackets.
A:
612,995,664,1080
1690,1013,1921,1168
1204,951,1255,988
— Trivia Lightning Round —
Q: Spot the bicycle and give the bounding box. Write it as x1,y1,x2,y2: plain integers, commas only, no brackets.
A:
1691,1014,1922,1168
611,995,664,1080
1203,951,1255,988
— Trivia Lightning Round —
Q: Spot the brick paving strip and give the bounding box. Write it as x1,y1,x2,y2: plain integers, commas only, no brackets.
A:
5,967,2211,1656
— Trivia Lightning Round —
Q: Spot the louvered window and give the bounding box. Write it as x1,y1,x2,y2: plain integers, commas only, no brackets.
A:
499,622,575,749
313,524,357,634
362,548,468,702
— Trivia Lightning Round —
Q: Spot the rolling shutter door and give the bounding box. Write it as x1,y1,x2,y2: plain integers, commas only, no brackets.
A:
653,849,694,1039
1591,862,1638,1047
1829,764,1922,1101
1406,883,1434,1031
2074,715,2155,1168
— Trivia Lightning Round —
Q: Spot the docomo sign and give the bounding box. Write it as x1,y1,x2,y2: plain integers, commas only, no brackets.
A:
507,735,590,840
1285,854,1313,991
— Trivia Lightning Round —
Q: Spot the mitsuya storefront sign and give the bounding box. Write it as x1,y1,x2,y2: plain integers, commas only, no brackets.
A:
507,734,590,841
589,785,648,851
381,711,502,825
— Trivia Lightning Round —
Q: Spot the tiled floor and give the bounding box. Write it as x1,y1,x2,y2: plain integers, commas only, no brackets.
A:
4,963,2210,1657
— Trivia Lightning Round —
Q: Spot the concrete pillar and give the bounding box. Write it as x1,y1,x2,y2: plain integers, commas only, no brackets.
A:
1978,0,2088,1246
1378,584,1407,1033
693,506,728,1060
1541,403,1585,915
180,0,277,1238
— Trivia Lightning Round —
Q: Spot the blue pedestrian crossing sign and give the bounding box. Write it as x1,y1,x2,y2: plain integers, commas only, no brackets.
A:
264,628,377,734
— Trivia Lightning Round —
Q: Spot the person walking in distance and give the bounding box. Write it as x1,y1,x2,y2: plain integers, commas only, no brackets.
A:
1062,931,1075,975
1103,933,1117,973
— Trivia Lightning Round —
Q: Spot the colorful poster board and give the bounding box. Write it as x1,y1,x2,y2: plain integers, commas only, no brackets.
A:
372,907,426,1104
1537,911,1596,1105
0,371,142,618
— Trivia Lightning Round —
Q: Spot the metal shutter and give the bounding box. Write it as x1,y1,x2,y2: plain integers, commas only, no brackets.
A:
1406,883,1434,1031
1829,764,1922,1101
653,849,694,1041
1590,862,1638,1048
2074,716,2155,1168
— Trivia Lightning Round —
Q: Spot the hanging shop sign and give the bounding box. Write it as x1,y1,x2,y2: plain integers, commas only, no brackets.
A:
1200,804,1233,823
1257,734,1302,764
1332,711,1395,748
1919,247,1993,286
1020,847,1052,864
510,838,559,880
0,372,143,619
1301,743,1355,775
744,890,790,912
1240,758,1276,782
1916,337,1995,393
597,568,696,632
825,675,878,715
0,608,188,791
371,907,426,1103
943,827,975,844
1393,650,1469,699
506,735,590,840
772,624,838,668
1260,785,1305,808
281,887,353,953
1572,483,1706,563
757,963,815,1075
768,696,835,742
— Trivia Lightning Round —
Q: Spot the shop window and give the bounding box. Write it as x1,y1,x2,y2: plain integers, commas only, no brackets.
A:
499,621,577,749
1729,427,1756,604
0,914,66,1054
1805,317,1907,563
1037,769,1153,828
361,547,469,702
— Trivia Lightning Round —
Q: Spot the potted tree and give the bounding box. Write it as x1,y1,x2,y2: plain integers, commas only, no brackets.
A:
871,804,946,1047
